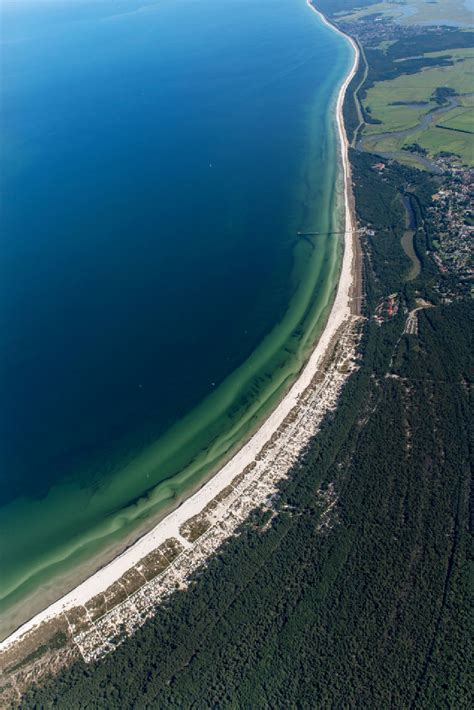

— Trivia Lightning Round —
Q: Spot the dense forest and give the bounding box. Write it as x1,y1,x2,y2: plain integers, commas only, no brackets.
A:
21,107,473,707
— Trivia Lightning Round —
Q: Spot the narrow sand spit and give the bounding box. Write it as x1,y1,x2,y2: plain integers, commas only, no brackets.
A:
0,4,359,653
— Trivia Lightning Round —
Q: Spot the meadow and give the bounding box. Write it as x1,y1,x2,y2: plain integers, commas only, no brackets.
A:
361,47,474,164
336,0,474,27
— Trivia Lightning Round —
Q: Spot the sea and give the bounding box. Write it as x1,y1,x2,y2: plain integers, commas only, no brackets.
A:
0,0,352,636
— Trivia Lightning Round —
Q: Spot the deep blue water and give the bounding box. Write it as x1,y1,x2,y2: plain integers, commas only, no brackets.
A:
0,0,352,624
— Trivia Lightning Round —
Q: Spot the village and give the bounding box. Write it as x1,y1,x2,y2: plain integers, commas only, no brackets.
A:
428,161,474,285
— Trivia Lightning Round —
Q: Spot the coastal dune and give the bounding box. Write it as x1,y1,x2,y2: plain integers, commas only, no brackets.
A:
0,3,359,653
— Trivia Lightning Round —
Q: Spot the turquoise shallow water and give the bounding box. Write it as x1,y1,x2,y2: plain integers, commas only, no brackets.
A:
0,0,352,626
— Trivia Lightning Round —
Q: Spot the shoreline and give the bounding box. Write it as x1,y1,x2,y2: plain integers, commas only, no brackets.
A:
0,5,360,652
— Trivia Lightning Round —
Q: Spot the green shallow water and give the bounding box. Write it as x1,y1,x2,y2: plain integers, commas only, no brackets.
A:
0,0,353,630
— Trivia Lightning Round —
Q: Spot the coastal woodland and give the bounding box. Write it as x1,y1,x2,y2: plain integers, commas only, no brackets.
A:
21,1,473,708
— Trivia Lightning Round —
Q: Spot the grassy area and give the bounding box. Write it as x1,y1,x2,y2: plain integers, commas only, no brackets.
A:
436,106,474,133
337,0,474,26
364,48,474,132
415,125,473,161
364,126,474,167
335,1,403,22
361,47,474,164
377,39,397,52
401,228,420,280
365,101,428,133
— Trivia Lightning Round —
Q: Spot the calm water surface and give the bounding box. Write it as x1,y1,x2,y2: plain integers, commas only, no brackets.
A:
0,0,352,626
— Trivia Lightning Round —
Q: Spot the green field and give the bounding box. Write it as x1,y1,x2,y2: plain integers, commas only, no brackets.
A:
364,48,474,132
335,1,404,22
337,0,474,26
361,47,474,164
364,126,474,166
436,106,474,133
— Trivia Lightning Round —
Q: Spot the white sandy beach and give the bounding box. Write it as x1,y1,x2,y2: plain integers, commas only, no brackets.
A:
0,4,359,653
